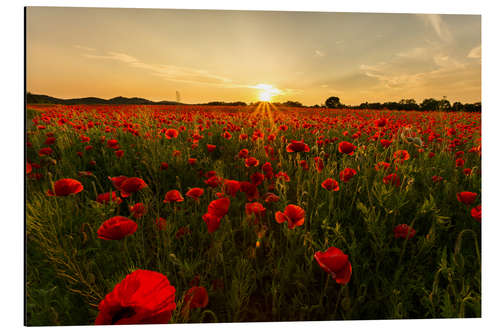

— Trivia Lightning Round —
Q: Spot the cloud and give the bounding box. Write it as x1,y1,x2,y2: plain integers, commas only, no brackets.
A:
73,45,95,52
417,14,452,43
467,45,481,59
314,50,326,57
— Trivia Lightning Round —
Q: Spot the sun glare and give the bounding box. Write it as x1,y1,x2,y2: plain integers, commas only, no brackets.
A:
255,83,280,102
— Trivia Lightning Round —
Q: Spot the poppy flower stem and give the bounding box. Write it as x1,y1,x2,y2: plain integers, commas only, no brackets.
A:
396,217,417,269
333,285,345,320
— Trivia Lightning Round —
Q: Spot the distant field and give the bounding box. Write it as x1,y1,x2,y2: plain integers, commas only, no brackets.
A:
25,103,481,325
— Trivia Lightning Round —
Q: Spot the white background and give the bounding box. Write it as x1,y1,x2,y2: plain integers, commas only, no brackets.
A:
1,0,499,332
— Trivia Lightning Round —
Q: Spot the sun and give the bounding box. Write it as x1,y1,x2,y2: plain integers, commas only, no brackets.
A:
255,83,280,102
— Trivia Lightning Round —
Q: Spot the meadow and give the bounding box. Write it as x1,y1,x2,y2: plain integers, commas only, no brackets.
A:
25,103,481,325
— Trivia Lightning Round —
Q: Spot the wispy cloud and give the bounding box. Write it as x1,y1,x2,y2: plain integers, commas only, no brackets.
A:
467,45,481,59
417,14,452,43
314,50,326,57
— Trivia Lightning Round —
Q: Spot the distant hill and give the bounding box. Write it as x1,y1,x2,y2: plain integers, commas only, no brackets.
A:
26,93,183,105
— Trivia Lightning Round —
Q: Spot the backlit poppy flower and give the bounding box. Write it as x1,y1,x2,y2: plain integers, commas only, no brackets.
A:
47,178,83,196
97,216,137,240
224,180,240,197
275,204,305,229
456,191,478,205
206,144,216,152
188,158,197,166
338,141,356,155
471,205,481,222
463,168,472,176
380,139,392,148
263,192,280,203
393,224,416,239
245,202,266,222
314,157,324,172
119,177,148,197
183,286,208,309
321,178,339,191
339,168,357,183
186,188,204,201
129,203,146,219
205,175,222,188
238,149,249,159
96,191,122,205
383,173,401,187
375,161,391,171
245,157,259,167
95,269,176,325
275,171,290,182
286,140,310,153
38,147,53,156
26,162,32,174
109,176,128,190
165,128,179,139
203,213,222,233
223,131,232,139
239,133,248,140
160,162,169,170
393,150,410,163
314,246,352,284
155,217,167,230
207,197,230,217
115,150,124,158
164,190,184,203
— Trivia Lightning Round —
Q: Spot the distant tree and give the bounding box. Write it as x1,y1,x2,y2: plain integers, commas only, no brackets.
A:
325,96,342,109
438,97,451,111
420,98,440,111
452,101,464,112
281,101,303,107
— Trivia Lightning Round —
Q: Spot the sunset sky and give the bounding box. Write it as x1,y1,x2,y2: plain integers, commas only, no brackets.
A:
26,7,481,105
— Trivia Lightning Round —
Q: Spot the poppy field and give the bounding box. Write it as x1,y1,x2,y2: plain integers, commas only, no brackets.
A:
25,103,481,325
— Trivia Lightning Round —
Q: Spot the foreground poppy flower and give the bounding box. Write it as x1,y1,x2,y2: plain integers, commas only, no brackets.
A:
97,216,137,240
286,140,310,153
238,149,249,159
155,217,167,230
183,286,209,309
393,224,416,239
207,197,230,217
38,147,53,156
186,187,204,201
275,204,305,229
338,141,356,155
47,178,83,196
321,178,339,191
263,192,280,203
129,203,146,219
339,168,357,183
380,139,392,148
203,213,222,233
314,157,324,173
375,161,390,171
109,176,128,190
119,177,148,197
245,157,259,168
393,150,410,163
205,175,222,188
245,202,266,222
95,269,176,325
206,144,216,152
240,181,260,201
314,247,352,284
471,205,481,222
456,191,478,205
165,128,179,139
26,162,32,174
96,191,122,205
164,190,184,203
383,173,401,187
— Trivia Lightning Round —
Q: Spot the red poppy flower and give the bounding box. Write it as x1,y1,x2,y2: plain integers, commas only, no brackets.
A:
299,160,309,170
428,152,435,158
245,202,266,222
165,129,179,139
172,150,181,157
26,162,32,174
47,178,84,196
275,171,290,182
393,224,416,239
44,137,56,145
455,158,465,168
245,157,259,168
186,188,204,201
183,286,208,309
96,191,122,205
223,131,232,139
38,147,53,156
262,162,273,174
383,173,401,187
375,161,391,171
107,139,120,149
314,247,352,284
250,172,265,186
97,216,137,240
95,269,176,325
240,181,260,201
109,176,128,190
263,192,280,203
286,140,310,153
160,162,169,170
206,144,216,152
432,175,444,183
238,149,249,158
375,118,387,127
393,150,410,163
338,141,356,155
314,157,324,173
205,175,222,188
321,178,339,191
207,197,230,217
463,168,472,176
471,205,481,222
164,190,184,203
456,191,478,205
115,150,124,158
380,139,392,148
119,177,148,197
339,168,357,183
155,217,167,230
275,204,305,229
203,213,222,233
176,226,191,238
129,203,146,219
224,180,240,197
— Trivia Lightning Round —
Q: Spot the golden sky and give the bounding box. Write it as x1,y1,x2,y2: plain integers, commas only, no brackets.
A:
26,7,481,105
